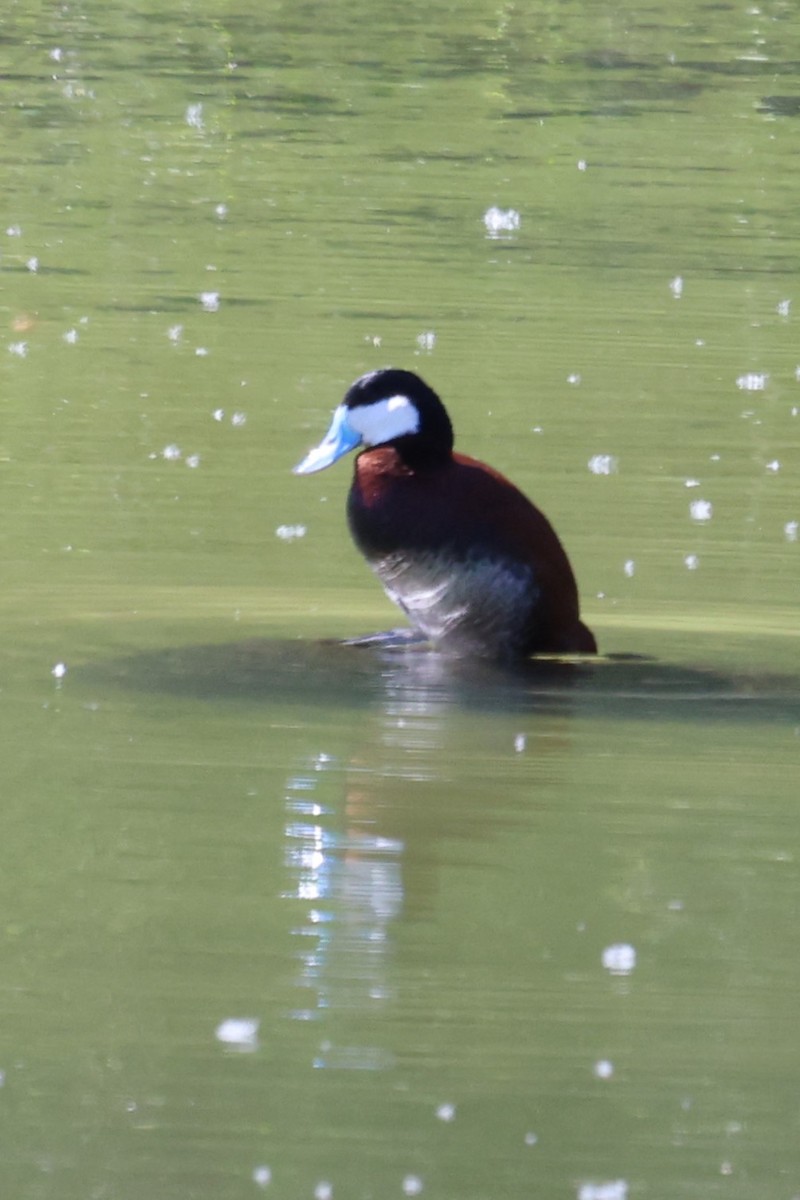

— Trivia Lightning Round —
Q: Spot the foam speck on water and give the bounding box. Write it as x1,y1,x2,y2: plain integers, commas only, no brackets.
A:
689,499,713,522
736,371,768,391
215,1017,260,1051
578,1182,628,1200
602,943,636,975
588,454,618,476
483,206,521,238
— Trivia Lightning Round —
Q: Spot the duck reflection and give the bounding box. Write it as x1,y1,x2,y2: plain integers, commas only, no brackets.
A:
283,759,403,1064
274,647,584,1062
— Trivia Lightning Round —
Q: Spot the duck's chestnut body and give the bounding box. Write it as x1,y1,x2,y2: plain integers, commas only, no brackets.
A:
294,369,596,661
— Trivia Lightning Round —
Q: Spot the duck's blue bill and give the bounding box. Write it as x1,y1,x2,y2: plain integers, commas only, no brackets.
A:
293,404,362,475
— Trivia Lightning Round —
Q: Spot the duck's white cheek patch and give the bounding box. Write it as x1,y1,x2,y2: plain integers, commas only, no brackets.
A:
348,395,419,446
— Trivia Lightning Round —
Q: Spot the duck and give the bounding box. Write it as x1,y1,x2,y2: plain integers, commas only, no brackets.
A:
293,368,597,661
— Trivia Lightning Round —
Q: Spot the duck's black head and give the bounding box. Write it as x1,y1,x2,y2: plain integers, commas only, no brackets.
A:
293,368,454,475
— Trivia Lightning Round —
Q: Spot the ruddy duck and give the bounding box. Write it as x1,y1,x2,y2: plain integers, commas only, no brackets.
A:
294,368,596,660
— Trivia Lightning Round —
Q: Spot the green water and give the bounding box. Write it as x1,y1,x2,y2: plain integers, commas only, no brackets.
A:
2,1,799,1197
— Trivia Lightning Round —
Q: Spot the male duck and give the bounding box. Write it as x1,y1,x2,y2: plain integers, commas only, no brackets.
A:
294,368,596,661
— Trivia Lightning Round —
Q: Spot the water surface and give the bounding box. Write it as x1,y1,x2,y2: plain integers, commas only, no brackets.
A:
2,1,799,1197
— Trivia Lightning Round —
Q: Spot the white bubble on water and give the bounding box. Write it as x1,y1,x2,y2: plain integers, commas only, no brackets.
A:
402,1176,424,1196
594,1059,614,1079
200,291,220,312
162,444,182,461
436,1102,456,1122
669,275,683,299
684,554,700,570
215,1017,259,1051
252,1165,272,1188
483,206,521,238
51,662,68,679
736,371,768,391
689,499,713,522
578,1182,628,1200
784,521,798,543
588,454,618,476
186,102,204,129
602,943,636,975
